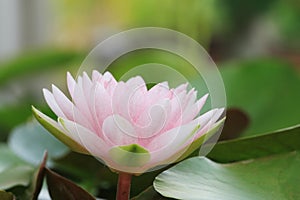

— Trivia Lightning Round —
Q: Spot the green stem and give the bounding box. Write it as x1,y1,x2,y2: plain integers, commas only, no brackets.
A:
116,172,132,200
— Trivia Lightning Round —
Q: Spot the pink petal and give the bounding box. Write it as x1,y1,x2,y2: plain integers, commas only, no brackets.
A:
128,85,147,123
147,119,200,163
59,117,109,158
72,76,94,123
158,81,169,89
196,94,209,112
174,83,188,94
92,70,102,82
67,72,76,99
126,76,146,91
162,90,187,129
183,88,197,110
135,99,171,140
197,108,224,128
51,84,75,120
82,72,92,92
43,88,66,118
101,71,118,94
111,82,131,120
92,83,112,128
148,82,170,104
102,71,114,81
111,76,147,120
102,115,137,146
194,108,224,138
147,119,199,151
82,72,95,113
181,93,208,124
71,105,95,133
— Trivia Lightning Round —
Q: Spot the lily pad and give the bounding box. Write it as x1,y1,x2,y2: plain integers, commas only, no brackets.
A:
0,166,34,190
0,144,28,172
0,144,34,190
8,121,69,166
208,124,300,163
154,152,300,200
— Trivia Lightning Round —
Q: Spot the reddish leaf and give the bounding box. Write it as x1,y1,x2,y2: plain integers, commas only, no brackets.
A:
46,168,96,200
32,151,48,200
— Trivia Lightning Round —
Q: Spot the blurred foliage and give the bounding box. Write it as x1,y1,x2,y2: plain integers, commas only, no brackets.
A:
220,0,275,30
221,59,300,135
0,105,32,140
0,50,83,139
0,50,82,85
129,0,226,45
270,0,300,48
52,0,226,48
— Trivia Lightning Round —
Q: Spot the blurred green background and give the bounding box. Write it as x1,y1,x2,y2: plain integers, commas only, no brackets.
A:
0,0,299,199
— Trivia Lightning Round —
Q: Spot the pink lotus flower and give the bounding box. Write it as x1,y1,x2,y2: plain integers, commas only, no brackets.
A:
32,71,224,174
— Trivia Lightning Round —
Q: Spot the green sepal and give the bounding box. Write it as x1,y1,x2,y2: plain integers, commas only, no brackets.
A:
109,144,150,167
31,106,89,155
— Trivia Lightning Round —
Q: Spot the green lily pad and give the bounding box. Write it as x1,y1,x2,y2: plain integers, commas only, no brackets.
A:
0,144,34,190
154,152,300,200
208,124,300,163
8,121,69,166
0,166,34,190
0,144,28,172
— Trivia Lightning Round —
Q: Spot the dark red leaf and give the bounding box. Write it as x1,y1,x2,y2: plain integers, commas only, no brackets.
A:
46,168,96,200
